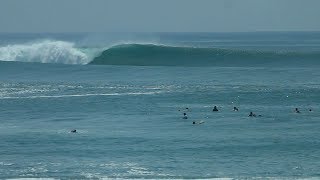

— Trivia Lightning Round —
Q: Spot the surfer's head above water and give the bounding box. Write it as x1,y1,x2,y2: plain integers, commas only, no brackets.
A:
213,106,218,111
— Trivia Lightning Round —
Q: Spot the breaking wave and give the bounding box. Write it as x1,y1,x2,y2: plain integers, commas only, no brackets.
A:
1,40,319,66
90,44,320,66
0,40,91,64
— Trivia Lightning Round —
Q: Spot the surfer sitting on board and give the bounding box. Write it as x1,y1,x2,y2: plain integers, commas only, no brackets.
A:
248,112,256,117
183,113,188,119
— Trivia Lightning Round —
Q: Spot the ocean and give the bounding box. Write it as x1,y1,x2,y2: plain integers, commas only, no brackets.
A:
0,32,320,179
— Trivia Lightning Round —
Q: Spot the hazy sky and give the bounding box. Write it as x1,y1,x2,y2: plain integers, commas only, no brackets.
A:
0,0,319,32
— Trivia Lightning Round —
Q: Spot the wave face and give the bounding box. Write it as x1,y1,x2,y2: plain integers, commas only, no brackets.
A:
90,44,320,67
0,40,90,64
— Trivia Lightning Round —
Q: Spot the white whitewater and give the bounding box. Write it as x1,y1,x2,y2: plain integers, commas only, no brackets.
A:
0,40,90,64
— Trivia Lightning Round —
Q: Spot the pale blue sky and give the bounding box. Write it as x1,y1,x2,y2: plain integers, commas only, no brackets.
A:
0,0,319,32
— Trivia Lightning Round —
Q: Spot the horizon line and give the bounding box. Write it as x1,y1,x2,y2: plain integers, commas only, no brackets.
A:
1,30,320,34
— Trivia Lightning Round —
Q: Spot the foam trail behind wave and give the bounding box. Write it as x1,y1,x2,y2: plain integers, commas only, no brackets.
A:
0,40,90,64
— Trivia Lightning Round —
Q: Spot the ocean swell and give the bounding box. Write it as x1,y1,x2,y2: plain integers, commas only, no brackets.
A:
89,44,320,66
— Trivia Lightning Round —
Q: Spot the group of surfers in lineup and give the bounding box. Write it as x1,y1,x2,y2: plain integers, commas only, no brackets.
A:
70,106,312,132
180,106,313,125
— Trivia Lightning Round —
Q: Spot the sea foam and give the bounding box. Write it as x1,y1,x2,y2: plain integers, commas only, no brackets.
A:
0,40,90,64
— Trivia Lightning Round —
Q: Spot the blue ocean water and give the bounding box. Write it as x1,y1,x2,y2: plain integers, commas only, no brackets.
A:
0,32,320,179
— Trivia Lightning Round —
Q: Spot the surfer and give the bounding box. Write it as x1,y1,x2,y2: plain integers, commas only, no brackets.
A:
295,108,300,113
179,107,190,112
248,112,256,117
233,107,239,111
193,121,205,125
212,106,219,112
183,113,188,119
71,129,77,133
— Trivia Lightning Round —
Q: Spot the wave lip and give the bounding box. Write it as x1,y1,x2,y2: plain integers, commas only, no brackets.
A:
0,40,90,64
90,43,320,67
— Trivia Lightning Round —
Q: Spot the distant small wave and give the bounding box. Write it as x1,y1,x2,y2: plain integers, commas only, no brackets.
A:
7,178,57,180
0,91,164,99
